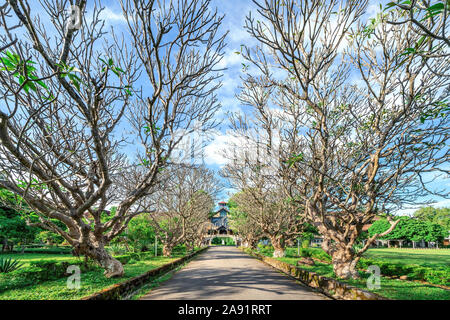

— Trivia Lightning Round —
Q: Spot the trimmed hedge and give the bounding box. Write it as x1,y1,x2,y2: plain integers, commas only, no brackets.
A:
115,252,160,264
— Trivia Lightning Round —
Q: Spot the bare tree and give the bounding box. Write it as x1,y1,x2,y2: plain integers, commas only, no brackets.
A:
228,197,262,249
0,0,225,277
0,3,18,53
150,165,220,256
385,0,449,47
221,125,305,257
238,0,449,278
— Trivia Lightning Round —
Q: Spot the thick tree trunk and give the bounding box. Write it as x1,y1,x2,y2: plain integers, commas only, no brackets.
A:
270,236,286,258
83,245,124,278
329,247,359,279
243,236,258,250
162,244,173,256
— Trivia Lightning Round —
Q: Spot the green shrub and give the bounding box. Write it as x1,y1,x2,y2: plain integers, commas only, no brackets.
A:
423,269,450,286
299,248,312,258
0,259,99,292
0,257,23,273
108,244,127,255
257,243,274,256
301,239,310,249
357,257,449,286
115,254,132,264
308,249,331,262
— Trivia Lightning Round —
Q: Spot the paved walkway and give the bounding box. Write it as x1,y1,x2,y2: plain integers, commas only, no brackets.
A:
140,246,327,300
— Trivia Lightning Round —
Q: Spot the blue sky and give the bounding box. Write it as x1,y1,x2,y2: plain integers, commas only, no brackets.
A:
12,1,450,213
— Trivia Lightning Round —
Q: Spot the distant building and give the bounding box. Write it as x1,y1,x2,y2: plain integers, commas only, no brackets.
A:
444,231,450,246
208,201,234,235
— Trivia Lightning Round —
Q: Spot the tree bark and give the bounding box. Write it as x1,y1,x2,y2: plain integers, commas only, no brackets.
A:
249,239,258,250
84,245,124,278
162,244,173,257
328,246,360,279
186,242,194,252
270,236,286,258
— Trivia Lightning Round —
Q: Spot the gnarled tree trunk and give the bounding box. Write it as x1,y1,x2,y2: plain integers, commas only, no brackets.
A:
162,244,173,257
322,240,359,279
331,252,359,279
270,235,286,258
186,242,194,253
246,237,258,250
80,244,124,278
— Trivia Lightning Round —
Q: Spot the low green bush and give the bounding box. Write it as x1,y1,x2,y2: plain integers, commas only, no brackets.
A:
115,254,132,264
0,259,98,293
0,257,23,273
299,248,312,258
114,250,165,264
423,269,450,286
257,244,274,256
308,248,332,262
357,257,449,286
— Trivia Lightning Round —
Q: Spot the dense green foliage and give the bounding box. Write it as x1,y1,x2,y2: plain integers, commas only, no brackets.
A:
119,214,156,252
368,217,448,242
211,237,235,245
414,207,450,230
0,190,39,248
0,189,70,250
35,231,65,246
0,257,23,273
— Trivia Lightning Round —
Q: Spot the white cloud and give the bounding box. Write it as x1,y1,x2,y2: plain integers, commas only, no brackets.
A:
217,49,245,69
99,7,127,24
395,199,450,216
203,131,238,167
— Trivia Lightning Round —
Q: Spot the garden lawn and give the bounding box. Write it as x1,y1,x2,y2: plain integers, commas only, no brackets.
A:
362,248,450,268
0,253,81,267
0,254,181,300
256,248,450,300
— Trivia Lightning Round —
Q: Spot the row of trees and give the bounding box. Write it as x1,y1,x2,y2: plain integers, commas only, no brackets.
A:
1,163,221,256
224,0,449,279
0,0,225,277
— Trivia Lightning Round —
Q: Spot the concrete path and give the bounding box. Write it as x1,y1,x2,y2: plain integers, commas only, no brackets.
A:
140,246,327,300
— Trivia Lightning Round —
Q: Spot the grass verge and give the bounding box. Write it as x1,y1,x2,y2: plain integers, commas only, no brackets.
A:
0,254,184,300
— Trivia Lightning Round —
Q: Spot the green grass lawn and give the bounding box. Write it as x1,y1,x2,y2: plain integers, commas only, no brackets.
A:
362,248,450,267
0,253,82,267
0,252,184,300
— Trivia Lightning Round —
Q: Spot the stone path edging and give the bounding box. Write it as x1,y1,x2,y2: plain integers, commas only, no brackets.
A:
81,247,209,300
242,249,388,300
